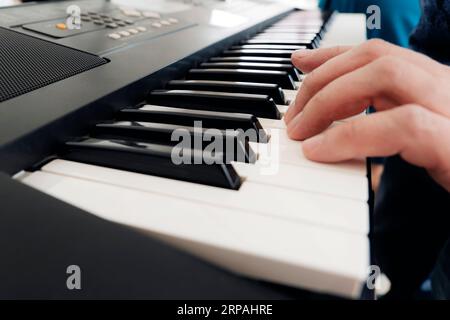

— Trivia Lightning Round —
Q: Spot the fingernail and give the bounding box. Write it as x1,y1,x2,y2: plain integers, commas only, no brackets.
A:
284,112,291,124
284,104,293,119
302,134,324,154
292,48,311,58
284,99,298,123
289,98,296,108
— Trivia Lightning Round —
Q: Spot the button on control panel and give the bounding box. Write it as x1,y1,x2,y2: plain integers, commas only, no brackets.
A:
105,9,181,41
21,7,180,40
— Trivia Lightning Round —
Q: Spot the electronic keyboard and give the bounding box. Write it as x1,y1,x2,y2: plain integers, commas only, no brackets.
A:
0,0,370,298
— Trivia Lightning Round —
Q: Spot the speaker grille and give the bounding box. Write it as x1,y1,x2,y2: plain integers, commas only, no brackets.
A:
0,27,108,103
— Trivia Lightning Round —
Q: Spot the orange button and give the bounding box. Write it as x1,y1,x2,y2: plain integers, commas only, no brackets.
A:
56,23,67,30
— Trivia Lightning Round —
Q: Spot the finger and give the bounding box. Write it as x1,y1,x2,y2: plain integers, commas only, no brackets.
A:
287,56,449,141
291,45,353,73
302,105,450,191
285,39,446,124
286,43,378,123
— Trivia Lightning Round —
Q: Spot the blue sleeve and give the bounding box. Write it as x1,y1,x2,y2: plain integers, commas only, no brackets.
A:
318,0,421,47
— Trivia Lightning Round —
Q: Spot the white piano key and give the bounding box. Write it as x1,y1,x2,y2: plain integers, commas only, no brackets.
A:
257,119,367,176
252,128,367,176
40,159,369,234
276,104,289,114
320,13,367,48
283,89,297,103
259,118,287,129
233,160,369,201
257,119,366,174
250,142,366,177
20,170,369,298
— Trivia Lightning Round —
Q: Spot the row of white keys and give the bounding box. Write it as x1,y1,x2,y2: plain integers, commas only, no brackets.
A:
233,160,368,201
19,169,369,298
36,159,369,234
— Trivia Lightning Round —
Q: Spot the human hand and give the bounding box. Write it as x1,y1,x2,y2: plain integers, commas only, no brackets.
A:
286,39,450,191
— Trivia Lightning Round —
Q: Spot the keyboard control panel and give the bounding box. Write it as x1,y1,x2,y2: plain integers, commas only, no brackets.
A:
1,0,194,54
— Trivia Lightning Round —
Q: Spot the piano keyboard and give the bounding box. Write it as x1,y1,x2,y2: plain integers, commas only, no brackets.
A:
16,10,370,298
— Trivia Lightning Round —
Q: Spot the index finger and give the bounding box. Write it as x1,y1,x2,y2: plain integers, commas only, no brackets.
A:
287,56,442,140
286,40,447,124
291,45,353,73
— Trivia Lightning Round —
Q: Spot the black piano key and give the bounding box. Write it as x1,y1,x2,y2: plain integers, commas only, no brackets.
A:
265,26,322,34
91,121,256,164
252,34,318,42
279,23,322,28
210,56,292,65
231,44,306,51
250,36,315,41
253,31,318,37
246,38,318,49
313,38,320,48
261,29,319,36
118,105,269,142
62,138,242,190
272,22,324,28
187,69,296,90
199,62,301,81
244,39,314,46
222,49,295,58
147,89,281,119
267,25,322,29
166,80,286,105
255,32,317,40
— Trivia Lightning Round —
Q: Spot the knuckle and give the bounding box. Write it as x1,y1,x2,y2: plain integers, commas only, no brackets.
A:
367,38,387,48
342,120,359,141
334,45,348,56
430,76,449,104
359,39,388,60
301,71,315,93
310,88,328,107
399,105,434,140
373,56,405,87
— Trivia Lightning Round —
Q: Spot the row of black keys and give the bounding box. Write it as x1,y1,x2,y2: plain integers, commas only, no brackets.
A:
58,12,330,190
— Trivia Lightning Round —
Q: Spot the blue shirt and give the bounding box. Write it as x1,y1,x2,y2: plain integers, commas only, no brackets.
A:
319,0,421,47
